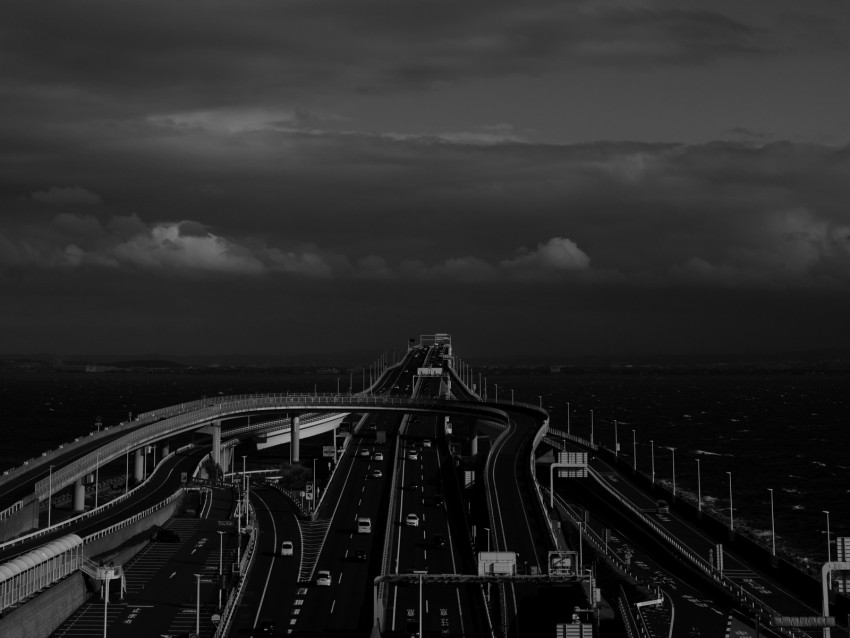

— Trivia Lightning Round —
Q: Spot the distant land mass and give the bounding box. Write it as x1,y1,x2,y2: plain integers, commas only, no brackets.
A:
2,346,850,371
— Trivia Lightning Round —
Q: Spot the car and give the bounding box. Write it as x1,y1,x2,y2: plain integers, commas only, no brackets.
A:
407,451,419,461
280,540,294,556
370,469,383,479
369,424,377,430
656,499,670,514
151,528,180,543
352,549,367,562
357,517,372,533
422,439,432,448
433,494,443,506
407,479,419,490
405,513,420,527
259,618,275,634
432,534,447,548
316,570,332,586
359,448,371,457
373,452,384,461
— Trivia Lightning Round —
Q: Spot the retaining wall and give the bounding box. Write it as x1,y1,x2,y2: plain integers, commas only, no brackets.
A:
0,571,89,638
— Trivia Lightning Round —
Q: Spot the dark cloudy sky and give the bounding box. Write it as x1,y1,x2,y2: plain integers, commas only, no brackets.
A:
2,1,850,361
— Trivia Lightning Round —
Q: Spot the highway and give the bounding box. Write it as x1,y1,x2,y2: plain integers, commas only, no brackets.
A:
3,335,846,638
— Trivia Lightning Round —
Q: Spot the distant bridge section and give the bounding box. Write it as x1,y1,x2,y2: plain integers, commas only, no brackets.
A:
33,394,514,501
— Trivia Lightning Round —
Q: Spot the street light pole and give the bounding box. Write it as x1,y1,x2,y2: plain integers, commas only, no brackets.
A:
511,389,514,404
94,452,100,509
671,447,676,497
824,510,831,562
631,430,636,470
218,531,226,576
590,410,594,447
727,471,734,531
242,455,247,532
650,440,655,484
614,420,618,458
768,488,776,556
495,384,498,402
195,573,201,635
567,403,571,435
312,458,317,514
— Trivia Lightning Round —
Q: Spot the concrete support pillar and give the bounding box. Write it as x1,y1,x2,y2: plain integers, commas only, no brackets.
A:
211,421,221,467
471,420,479,456
292,415,301,465
73,479,85,512
161,441,170,457
134,448,144,482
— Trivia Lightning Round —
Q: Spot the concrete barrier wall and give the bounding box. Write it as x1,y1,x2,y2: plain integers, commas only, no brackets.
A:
0,496,39,542
0,571,89,638
83,495,181,559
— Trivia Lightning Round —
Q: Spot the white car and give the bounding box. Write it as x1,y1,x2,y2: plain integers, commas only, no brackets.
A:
357,517,372,533
405,513,420,527
370,469,383,479
359,448,371,458
422,439,432,448
407,451,419,461
316,570,332,586
280,540,294,556
373,452,384,461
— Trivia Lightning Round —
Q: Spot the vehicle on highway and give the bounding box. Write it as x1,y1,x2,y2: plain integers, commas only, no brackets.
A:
280,540,294,556
407,450,419,461
422,439,431,448
656,499,670,514
373,452,384,461
433,493,443,506
259,618,275,634
407,479,419,490
369,424,377,430
404,619,420,637
432,533,447,548
405,513,420,527
151,528,180,543
359,448,371,457
370,469,383,479
316,570,332,586
352,549,367,561
357,517,372,533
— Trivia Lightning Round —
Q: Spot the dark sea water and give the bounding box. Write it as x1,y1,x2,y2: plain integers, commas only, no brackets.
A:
1,367,847,568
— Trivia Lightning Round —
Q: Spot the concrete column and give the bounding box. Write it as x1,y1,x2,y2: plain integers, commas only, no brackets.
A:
211,421,221,467
470,420,479,456
73,479,85,512
134,448,144,482
292,415,301,464
161,442,170,457
221,447,231,476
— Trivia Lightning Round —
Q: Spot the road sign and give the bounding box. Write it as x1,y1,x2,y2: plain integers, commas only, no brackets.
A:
322,445,335,458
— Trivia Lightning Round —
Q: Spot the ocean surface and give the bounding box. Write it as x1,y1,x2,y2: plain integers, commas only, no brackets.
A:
1,366,847,568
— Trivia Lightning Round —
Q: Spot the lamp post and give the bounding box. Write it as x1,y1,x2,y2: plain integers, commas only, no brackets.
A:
483,526,491,552
125,450,129,494
726,471,734,531
650,440,655,484
590,410,594,447
696,459,702,512
631,430,636,470
195,573,201,635
671,447,676,497
495,384,498,402
614,420,619,458
538,395,542,408
312,458,317,514
768,489,776,556
511,389,514,405
47,464,55,527
567,402,571,435
102,578,109,638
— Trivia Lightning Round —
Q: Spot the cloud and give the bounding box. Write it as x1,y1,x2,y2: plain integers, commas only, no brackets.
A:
501,237,591,278
30,186,103,205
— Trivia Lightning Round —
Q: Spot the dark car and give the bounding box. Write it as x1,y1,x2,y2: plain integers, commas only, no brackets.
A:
433,494,444,506
151,528,180,543
352,549,367,562
432,534,447,548
259,618,274,634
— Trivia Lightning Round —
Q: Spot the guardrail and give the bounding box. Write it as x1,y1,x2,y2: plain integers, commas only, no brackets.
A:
0,443,196,555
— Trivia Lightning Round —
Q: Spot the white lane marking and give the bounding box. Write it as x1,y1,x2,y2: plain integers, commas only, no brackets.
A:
331,599,336,614
169,571,176,579
338,572,343,584
251,489,280,632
